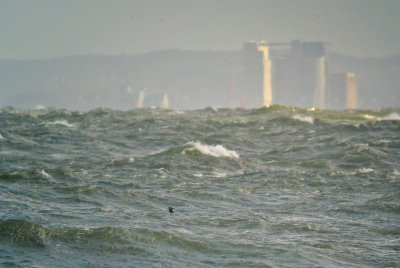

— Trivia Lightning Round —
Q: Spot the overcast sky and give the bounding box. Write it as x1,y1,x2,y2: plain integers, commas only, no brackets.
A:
1,0,399,59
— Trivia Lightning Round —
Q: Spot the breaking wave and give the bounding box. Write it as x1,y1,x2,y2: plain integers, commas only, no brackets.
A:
46,120,75,127
1,105,399,267
183,141,239,159
0,219,212,254
0,219,53,247
292,114,314,124
380,112,400,121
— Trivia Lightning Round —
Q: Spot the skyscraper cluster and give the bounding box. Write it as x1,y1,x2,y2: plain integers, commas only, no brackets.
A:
241,40,358,110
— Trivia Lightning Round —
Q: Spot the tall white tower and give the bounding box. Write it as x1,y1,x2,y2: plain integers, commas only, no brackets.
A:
312,56,326,109
346,73,358,109
242,41,273,108
257,42,272,107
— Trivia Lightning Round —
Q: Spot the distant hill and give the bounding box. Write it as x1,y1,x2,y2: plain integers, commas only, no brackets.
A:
0,50,399,110
0,50,241,110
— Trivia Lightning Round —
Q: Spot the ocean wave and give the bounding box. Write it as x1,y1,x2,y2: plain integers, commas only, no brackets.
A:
58,184,98,194
356,167,375,174
0,219,212,254
0,219,53,247
39,170,51,179
379,112,400,121
108,157,135,166
0,169,57,183
362,114,377,120
1,106,399,266
0,170,40,181
292,114,314,124
183,141,239,159
45,120,76,128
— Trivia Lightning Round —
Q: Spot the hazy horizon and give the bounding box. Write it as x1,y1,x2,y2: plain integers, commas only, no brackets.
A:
1,0,400,110
1,0,400,59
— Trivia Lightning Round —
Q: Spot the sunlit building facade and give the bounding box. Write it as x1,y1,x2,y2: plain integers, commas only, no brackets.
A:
328,72,359,110
274,41,326,109
241,40,361,110
241,41,272,108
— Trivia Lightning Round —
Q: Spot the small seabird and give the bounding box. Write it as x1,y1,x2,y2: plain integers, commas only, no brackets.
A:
168,207,175,214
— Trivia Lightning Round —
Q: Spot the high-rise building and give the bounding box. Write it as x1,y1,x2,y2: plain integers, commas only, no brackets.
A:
136,90,145,108
328,72,358,110
161,94,170,109
241,41,272,108
346,73,358,109
274,41,326,109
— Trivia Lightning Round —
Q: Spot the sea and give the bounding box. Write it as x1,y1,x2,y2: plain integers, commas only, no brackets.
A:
0,105,399,267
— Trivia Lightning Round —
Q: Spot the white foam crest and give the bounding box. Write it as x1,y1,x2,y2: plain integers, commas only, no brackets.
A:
109,157,135,165
387,169,400,181
185,141,239,159
40,170,51,178
357,167,374,174
47,120,75,127
170,110,185,115
380,113,400,121
211,171,227,178
292,114,314,124
362,114,376,120
35,105,46,110
0,133,4,140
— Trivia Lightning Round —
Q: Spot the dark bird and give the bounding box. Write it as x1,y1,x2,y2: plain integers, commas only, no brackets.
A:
168,207,175,214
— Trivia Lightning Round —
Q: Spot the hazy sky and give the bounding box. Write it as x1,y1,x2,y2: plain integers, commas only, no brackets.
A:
1,0,399,59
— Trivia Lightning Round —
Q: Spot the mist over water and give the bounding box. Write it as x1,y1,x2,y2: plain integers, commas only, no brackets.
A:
0,106,399,267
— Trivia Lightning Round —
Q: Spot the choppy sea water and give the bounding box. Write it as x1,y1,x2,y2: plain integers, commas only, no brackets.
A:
0,106,399,267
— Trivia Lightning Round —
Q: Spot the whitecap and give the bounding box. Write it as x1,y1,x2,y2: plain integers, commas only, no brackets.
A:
380,113,400,121
35,105,46,110
184,141,239,159
109,157,135,165
357,167,374,174
356,143,369,152
46,120,75,128
170,110,185,115
211,106,218,112
362,114,376,120
387,170,400,182
40,170,51,178
176,228,194,235
211,171,227,178
292,114,314,124
0,133,4,140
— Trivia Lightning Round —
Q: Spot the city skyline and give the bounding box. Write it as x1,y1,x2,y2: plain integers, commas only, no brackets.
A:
1,0,399,60
1,37,399,110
